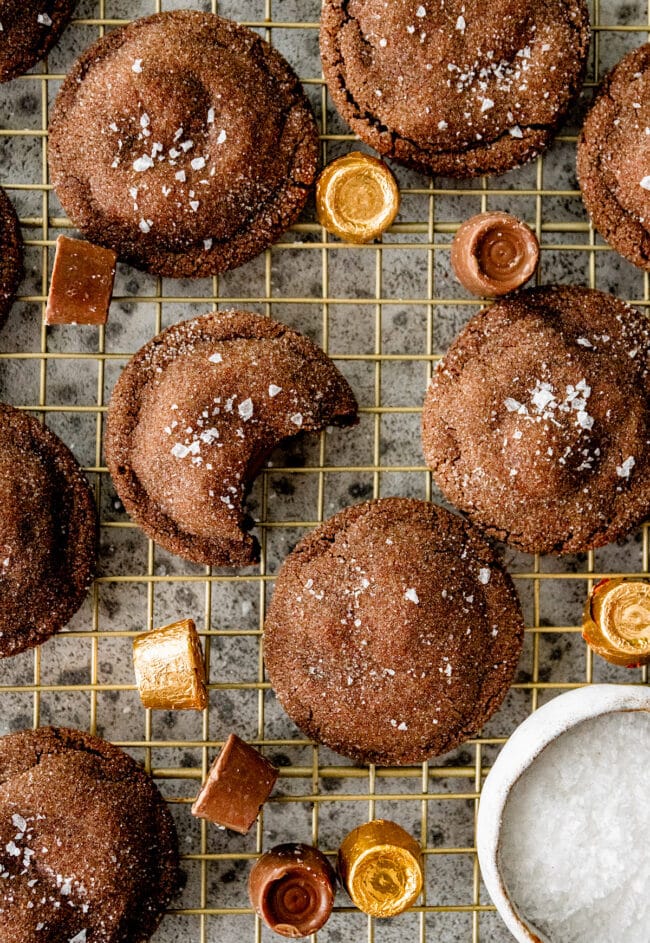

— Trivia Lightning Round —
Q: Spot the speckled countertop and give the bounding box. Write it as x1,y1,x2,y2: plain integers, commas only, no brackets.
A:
0,2,648,941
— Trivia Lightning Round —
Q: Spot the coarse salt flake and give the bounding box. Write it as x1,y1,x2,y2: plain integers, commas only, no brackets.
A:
132,59,143,73
208,353,222,364
133,155,154,172
641,177,650,191
404,588,419,604
269,384,282,397
216,129,227,145
616,456,636,478
37,13,52,25
290,413,303,427
238,398,254,421
416,5,426,17
478,568,491,584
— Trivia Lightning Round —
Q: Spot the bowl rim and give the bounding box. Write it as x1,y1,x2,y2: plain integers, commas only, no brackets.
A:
476,683,650,943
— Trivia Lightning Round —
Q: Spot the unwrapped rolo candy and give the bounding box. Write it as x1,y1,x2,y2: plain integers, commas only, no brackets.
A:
249,842,336,938
451,211,539,297
192,733,278,834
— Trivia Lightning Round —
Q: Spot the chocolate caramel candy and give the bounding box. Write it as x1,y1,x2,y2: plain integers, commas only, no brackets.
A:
45,235,117,325
316,152,400,244
191,734,278,834
338,819,423,918
133,618,208,710
583,578,650,667
249,843,336,938
451,212,539,297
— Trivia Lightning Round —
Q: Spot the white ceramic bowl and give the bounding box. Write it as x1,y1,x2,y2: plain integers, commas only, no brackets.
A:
476,684,650,943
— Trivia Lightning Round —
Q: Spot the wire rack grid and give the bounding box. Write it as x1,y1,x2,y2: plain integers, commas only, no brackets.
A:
0,0,649,941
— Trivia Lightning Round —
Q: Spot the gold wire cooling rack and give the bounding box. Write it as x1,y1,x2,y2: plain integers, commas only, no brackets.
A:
1,1,650,941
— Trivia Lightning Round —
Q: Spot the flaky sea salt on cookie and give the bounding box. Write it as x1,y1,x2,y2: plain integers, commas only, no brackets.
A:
320,0,590,178
48,11,319,278
422,285,650,554
105,311,357,567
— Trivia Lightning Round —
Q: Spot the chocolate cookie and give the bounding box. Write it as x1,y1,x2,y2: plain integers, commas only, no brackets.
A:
0,404,97,658
264,498,524,766
48,10,319,278
422,286,650,555
0,1,77,82
0,726,180,941
578,43,650,271
0,186,23,329
105,311,358,567
320,0,590,178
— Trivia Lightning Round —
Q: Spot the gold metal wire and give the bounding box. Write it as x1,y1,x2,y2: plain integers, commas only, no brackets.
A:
0,1,649,941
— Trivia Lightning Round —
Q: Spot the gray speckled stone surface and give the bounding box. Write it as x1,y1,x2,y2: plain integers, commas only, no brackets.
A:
0,1,648,941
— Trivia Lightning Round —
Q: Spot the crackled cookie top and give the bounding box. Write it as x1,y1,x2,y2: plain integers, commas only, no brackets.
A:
320,0,590,178
0,1,77,82
422,286,650,555
264,498,524,766
578,44,650,272
0,404,97,658
0,726,179,942
48,10,319,278
0,187,22,329
105,311,358,567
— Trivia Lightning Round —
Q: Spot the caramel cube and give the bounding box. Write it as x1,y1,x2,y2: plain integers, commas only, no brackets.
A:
191,734,278,834
45,234,117,325
133,618,208,710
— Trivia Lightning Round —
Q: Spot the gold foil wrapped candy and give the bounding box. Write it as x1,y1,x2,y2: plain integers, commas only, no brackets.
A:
316,152,400,244
582,579,650,667
338,819,423,918
133,618,208,709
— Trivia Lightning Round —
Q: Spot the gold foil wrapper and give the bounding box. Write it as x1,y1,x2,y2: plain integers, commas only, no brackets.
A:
133,618,208,710
338,819,423,918
582,579,650,667
316,152,400,244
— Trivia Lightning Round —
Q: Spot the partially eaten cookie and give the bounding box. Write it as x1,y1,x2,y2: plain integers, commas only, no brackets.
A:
105,311,358,566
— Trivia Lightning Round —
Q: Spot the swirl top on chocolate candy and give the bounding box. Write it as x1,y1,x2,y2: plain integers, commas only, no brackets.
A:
320,0,590,178
422,286,650,555
48,11,319,278
0,404,97,658
105,311,358,567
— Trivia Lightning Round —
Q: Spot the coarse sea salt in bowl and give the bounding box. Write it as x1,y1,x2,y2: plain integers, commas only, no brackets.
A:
477,684,650,943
